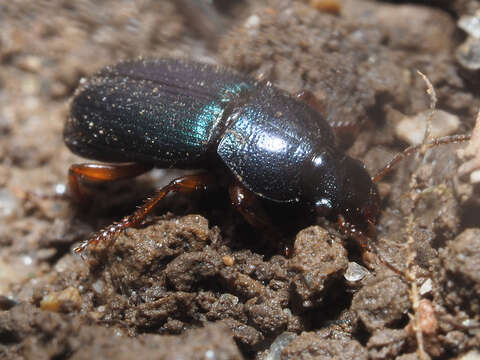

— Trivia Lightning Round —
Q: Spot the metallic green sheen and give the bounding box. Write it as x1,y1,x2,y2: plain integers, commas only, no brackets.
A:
64,59,257,168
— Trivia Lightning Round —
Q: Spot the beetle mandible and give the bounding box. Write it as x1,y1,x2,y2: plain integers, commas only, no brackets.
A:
64,58,469,256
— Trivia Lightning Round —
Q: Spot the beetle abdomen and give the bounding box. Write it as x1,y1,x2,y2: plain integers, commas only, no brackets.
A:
64,58,256,167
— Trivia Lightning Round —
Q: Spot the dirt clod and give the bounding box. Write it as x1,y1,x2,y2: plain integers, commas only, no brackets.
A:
367,329,408,360
289,226,348,308
352,275,410,332
0,303,243,360
440,228,480,316
281,332,368,360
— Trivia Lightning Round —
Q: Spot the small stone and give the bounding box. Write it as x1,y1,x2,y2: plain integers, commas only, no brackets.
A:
223,255,235,266
0,188,19,219
265,332,297,360
457,350,480,360
396,110,460,145
470,169,480,183
40,286,82,312
458,11,480,39
344,262,369,282
419,278,433,295
456,37,480,71
244,14,260,29
17,55,42,73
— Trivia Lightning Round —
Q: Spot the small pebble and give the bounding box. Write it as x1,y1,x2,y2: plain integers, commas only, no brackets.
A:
55,183,67,196
344,262,369,282
265,332,297,360
40,286,82,312
17,55,42,73
244,14,260,29
456,37,480,71
222,255,235,266
470,169,480,184
458,11,480,38
92,279,104,294
419,278,433,295
0,188,19,219
457,350,480,360
395,110,460,145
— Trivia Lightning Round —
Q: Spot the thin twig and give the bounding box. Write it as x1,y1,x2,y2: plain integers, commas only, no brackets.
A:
458,108,480,178
417,70,437,153
406,71,439,360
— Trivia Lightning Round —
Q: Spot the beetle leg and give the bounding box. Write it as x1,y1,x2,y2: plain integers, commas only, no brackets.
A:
337,215,405,276
296,90,327,116
68,163,153,203
327,119,361,149
296,90,360,148
74,172,215,254
229,182,290,255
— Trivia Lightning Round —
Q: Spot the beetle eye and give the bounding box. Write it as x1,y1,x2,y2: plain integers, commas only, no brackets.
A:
315,198,333,217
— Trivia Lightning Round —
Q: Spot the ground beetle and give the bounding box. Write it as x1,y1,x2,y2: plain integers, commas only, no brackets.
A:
64,58,470,256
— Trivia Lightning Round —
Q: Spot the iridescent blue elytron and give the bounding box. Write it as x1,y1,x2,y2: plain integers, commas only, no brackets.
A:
64,58,380,235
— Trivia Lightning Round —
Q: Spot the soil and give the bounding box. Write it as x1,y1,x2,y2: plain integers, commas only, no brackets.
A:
1,0,480,359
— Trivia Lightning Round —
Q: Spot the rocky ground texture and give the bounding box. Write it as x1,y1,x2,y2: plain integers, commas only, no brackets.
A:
1,0,480,359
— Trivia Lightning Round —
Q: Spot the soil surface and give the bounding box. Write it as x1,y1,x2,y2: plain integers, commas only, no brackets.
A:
1,1,480,359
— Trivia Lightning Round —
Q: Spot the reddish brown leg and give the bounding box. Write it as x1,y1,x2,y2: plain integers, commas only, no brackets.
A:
296,90,360,148
328,120,361,149
74,172,215,254
296,90,327,116
229,183,290,255
337,215,404,276
68,163,153,203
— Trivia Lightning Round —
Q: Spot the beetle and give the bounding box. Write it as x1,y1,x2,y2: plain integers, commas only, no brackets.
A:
64,58,470,256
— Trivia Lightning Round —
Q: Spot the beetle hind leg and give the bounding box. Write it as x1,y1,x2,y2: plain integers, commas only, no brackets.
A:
74,172,216,254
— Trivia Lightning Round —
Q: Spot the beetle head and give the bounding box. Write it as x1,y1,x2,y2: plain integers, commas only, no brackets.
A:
336,156,380,237
302,152,380,237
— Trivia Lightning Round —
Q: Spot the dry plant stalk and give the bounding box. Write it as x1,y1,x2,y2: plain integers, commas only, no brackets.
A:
458,109,480,179
404,71,439,360
403,72,475,358
417,70,437,149
405,183,428,360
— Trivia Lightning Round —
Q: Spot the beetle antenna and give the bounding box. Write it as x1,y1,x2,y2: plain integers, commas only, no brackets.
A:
372,134,471,184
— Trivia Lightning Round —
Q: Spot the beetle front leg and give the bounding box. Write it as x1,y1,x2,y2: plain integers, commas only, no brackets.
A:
337,215,405,276
296,90,327,116
68,163,153,203
74,172,215,254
